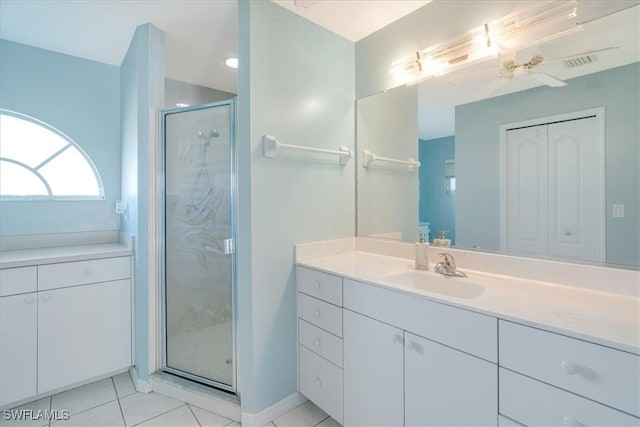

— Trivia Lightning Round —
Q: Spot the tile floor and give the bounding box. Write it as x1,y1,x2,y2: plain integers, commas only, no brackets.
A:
0,373,338,427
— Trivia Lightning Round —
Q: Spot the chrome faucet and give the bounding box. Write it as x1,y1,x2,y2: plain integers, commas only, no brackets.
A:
434,253,467,278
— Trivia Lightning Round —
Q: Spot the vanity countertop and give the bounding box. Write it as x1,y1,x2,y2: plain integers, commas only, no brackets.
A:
298,251,640,355
0,242,133,269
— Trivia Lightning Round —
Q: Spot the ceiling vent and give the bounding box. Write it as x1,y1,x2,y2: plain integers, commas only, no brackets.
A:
563,55,597,68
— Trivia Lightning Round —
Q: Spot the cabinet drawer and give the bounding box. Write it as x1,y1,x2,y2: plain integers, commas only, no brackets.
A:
299,319,343,368
297,267,342,306
298,292,342,338
344,278,497,362
0,266,37,297
499,320,640,416
299,345,343,424
38,257,131,291
500,369,639,426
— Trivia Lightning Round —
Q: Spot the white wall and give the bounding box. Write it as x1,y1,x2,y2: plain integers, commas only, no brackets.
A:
238,0,355,414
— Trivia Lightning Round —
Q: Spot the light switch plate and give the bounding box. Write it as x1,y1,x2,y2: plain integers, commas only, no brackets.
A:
613,204,624,218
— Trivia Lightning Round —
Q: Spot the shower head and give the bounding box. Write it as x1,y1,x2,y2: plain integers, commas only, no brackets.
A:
198,130,220,140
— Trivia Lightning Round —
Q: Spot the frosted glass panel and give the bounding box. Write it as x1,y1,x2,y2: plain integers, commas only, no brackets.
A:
164,102,234,389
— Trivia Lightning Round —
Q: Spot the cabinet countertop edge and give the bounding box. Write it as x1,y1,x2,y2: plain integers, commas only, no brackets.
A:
0,243,133,269
297,252,640,356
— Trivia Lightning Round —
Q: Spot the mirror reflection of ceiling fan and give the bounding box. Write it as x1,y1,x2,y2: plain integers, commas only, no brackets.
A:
448,46,619,96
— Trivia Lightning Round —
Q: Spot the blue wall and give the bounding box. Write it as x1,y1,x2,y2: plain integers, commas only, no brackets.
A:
0,39,121,236
238,0,355,415
419,136,455,244
456,63,639,266
120,24,165,380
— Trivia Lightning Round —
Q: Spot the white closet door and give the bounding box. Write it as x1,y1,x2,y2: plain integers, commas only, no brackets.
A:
506,125,548,255
548,117,603,261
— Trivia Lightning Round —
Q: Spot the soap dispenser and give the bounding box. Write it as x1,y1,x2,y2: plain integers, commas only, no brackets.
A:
415,231,429,270
433,230,451,248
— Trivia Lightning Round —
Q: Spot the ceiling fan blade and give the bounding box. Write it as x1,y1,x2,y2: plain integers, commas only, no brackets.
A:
529,71,567,87
448,67,502,85
482,77,512,98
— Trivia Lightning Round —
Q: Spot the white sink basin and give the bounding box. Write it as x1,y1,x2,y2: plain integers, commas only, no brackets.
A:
383,270,485,299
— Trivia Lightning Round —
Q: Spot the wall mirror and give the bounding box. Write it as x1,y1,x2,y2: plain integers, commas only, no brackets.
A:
356,3,640,268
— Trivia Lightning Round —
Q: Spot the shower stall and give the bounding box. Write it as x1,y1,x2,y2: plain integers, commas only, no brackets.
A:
162,99,236,393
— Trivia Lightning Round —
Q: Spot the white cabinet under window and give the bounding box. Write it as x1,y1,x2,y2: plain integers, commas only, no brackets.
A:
0,291,38,405
0,252,132,408
502,111,604,262
38,279,131,394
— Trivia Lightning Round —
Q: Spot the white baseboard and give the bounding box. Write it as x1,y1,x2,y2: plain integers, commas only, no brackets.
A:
241,392,307,427
130,366,151,393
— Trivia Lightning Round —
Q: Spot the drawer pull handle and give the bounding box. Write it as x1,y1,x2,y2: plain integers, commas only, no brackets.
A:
392,334,404,345
41,294,51,302
24,295,35,304
315,378,322,388
315,338,321,348
314,308,321,318
314,280,321,289
406,341,424,353
84,268,93,276
561,360,579,375
562,416,582,427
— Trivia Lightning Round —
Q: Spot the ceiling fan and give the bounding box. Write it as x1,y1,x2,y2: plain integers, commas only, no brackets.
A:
448,47,619,95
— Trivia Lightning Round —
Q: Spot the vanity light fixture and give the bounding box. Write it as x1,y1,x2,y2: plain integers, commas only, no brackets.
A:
389,0,581,86
225,57,238,69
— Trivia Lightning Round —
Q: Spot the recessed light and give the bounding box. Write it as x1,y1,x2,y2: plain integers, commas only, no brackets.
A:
225,57,238,69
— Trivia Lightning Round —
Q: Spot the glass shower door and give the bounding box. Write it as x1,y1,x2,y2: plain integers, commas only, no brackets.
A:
163,100,235,391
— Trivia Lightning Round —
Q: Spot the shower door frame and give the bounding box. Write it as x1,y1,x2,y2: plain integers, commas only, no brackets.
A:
159,99,238,393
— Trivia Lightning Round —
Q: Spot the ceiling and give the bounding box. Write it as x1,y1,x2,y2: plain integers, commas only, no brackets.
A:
0,0,637,135
272,0,431,41
0,0,429,95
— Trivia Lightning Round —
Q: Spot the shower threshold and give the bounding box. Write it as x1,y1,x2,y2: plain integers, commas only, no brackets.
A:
149,371,240,421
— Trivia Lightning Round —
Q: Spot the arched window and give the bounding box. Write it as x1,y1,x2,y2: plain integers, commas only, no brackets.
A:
0,110,105,200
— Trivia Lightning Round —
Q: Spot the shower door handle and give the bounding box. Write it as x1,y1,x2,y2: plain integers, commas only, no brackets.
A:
224,239,235,255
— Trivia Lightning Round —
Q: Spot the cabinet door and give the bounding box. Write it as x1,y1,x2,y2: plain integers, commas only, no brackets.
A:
0,293,37,407
547,117,603,261
38,280,131,393
506,125,548,256
405,332,497,427
343,310,404,426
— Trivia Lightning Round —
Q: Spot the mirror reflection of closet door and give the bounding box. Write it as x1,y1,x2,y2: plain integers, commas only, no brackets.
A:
163,100,236,392
506,116,603,262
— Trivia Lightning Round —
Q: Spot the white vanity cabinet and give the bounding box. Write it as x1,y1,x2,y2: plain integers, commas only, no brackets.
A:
296,266,344,424
343,278,497,427
498,320,640,426
297,255,639,427
343,309,404,426
0,266,39,406
0,254,132,408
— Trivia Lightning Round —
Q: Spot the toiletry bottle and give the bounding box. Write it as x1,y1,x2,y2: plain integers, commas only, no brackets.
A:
415,231,429,270
433,230,451,248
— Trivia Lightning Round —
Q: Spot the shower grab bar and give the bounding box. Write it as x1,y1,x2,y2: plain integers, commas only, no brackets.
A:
363,150,420,172
263,135,353,166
